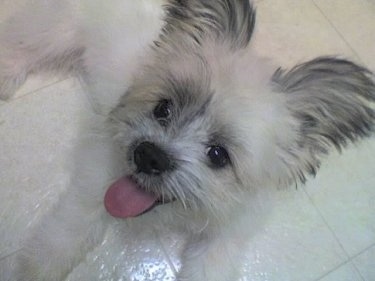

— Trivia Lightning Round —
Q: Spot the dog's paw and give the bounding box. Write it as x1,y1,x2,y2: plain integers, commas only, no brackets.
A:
14,245,72,281
13,228,82,281
14,254,47,281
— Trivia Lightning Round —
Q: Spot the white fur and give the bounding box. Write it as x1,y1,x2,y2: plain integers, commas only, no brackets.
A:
0,0,166,112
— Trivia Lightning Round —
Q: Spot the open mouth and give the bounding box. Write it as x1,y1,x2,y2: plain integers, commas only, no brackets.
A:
104,175,174,218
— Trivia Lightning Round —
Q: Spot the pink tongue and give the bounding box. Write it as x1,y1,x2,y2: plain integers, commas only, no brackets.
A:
104,176,158,218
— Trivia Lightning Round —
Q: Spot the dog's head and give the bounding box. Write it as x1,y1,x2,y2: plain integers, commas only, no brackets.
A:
105,0,375,220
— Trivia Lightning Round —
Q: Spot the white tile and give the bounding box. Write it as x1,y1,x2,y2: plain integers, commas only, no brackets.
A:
238,190,347,281
157,231,186,275
252,0,357,68
67,225,176,281
353,245,375,281
157,189,348,281
304,138,375,257
317,262,363,281
313,0,375,70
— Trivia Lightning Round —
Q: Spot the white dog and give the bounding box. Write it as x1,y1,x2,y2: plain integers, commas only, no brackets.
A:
1,1,374,280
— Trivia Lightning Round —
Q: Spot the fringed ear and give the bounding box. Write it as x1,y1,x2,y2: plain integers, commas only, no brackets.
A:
272,57,375,183
163,0,256,49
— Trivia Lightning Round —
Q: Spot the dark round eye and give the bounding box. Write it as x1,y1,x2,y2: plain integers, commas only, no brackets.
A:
207,146,230,168
153,99,172,125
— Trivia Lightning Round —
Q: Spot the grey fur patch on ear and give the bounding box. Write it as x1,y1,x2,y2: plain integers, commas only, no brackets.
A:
273,57,375,182
163,0,256,49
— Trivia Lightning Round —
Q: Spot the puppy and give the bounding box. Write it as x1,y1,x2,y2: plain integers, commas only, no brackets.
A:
1,0,374,280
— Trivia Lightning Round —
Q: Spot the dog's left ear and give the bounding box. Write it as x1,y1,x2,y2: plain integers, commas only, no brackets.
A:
272,57,375,183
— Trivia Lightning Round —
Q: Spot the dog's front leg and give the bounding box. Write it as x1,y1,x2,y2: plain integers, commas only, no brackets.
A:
13,132,122,280
177,229,245,281
14,192,108,281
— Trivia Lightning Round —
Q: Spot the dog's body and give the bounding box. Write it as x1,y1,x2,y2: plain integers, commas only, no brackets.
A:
0,0,167,111
1,1,375,280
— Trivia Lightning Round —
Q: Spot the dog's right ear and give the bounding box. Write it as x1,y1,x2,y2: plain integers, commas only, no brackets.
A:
272,57,375,183
163,0,256,49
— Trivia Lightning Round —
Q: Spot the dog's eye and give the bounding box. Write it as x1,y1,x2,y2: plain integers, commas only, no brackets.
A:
206,146,230,168
153,99,172,125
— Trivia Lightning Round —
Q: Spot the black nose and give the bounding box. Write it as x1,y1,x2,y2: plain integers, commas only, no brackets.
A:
133,142,171,175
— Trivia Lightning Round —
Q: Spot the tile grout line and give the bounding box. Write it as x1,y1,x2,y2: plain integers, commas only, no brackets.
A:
301,186,365,281
301,186,350,256
314,242,375,281
314,259,356,281
3,77,69,105
152,228,179,276
303,184,375,281
348,241,375,281
351,242,375,260
311,0,363,64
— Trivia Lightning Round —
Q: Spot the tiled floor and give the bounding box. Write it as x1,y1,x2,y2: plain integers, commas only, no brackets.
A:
1,1,374,280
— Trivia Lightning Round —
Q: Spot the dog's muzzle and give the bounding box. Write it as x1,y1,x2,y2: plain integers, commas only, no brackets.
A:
104,142,176,218
134,141,171,175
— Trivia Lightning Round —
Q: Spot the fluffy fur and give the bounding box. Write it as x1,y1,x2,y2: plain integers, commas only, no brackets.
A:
1,0,374,280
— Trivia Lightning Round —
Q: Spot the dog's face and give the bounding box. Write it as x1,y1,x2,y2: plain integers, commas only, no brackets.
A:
105,1,375,220
109,51,259,215
107,39,301,219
